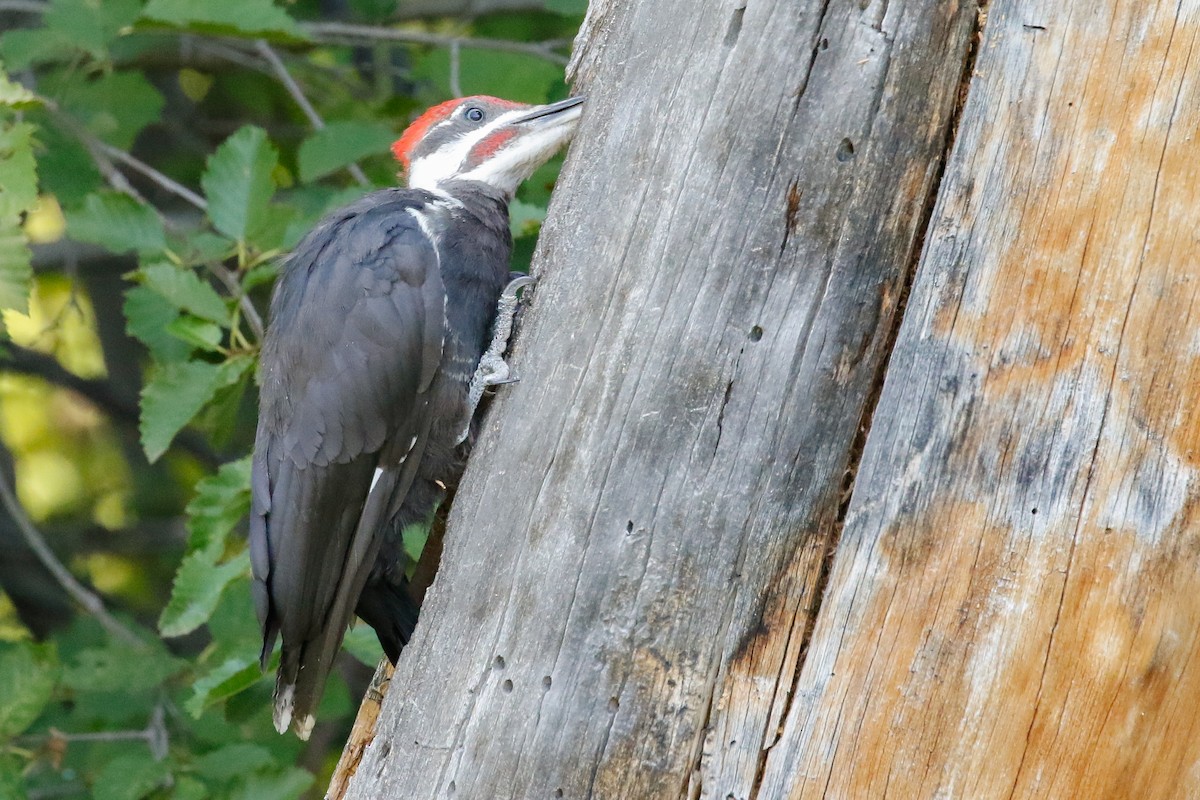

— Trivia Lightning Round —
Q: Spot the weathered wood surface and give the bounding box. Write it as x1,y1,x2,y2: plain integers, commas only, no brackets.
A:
342,0,979,797
755,0,1200,797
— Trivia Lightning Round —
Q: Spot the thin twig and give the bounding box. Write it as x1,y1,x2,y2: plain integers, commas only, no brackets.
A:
254,39,370,187
209,262,265,340
302,22,570,66
96,142,208,210
0,0,47,12
449,40,463,97
18,706,169,759
0,448,145,647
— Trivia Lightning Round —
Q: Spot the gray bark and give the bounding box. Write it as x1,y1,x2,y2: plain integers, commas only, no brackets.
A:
345,0,979,796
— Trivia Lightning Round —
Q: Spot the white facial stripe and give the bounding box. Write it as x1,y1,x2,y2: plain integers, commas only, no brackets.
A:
457,119,578,195
407,108,530,191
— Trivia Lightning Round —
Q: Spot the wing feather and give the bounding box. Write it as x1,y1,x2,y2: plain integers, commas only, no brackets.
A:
249,191,447,732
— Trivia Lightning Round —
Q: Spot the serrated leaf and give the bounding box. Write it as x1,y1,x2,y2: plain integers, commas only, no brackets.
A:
297,121,394,183
166,315,224,351
139,262,229,326
201,126,277,242
92,753,170,800
124,285,191,363
159,550,249,638
48,70,163,150
0,121,37,221
185,654,263,717
185,456,252,561
139,355,252,462
67,191,166,255
0,226,31,315
192,743,272,782
0,642,59,737
140,0,307,42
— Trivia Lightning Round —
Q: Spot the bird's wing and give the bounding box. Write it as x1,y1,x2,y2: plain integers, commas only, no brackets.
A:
249,193,445,737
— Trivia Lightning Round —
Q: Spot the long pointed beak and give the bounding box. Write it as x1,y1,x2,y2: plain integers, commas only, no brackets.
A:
510,96,585,125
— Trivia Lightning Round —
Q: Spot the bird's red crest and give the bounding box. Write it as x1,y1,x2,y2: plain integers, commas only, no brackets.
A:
391,98,463,169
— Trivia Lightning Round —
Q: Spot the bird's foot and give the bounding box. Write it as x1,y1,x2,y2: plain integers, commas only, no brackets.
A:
455,275,536,443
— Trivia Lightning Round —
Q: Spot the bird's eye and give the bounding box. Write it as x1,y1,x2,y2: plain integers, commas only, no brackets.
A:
465,107,485,122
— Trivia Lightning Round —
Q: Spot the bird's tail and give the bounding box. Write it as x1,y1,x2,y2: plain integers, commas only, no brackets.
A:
271,574,419,739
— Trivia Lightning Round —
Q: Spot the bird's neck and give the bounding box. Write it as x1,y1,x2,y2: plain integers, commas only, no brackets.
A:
429,179,512,235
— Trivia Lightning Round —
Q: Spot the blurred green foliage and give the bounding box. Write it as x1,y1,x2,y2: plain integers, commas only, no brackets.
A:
0,0,582,796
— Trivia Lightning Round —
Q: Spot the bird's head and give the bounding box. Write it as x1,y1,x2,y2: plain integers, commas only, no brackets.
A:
392,95,584,196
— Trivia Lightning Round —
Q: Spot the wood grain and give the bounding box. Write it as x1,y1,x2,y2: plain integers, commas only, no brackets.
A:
341,0,978,797
756,1,1200,797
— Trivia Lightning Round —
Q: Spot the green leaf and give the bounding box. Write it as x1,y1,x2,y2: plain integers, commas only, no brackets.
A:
42,0,143,60
140,0,307,42
67,191,166,255
28,112,102,206
545,0,588,14
166,315,224,351
229,768,314,800
0,118,35,315
509,198,547,237
192,743,272,783
139,262,229,326
201,126,277,242
342,625,383,667
139,355,253,462
0,642,59,737
62,639,185,694
297,121,394,183
0,29,75,71
48,70,164,150
185,654,264,717
124,285,191,363
0,121,37,220
0,755,27,800
0,64,37,108
158,550,249,638
92,753,170,800
413,49,559,105
172,778,209,800
184,456,252,561
0,226,31,315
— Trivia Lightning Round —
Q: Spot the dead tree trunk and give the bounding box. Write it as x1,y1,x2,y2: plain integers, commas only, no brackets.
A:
338,0,1200,797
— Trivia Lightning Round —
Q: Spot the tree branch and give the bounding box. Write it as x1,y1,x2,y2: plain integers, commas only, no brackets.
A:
302,22,570,66
0,442,145,647
253,39,370,187
95,142,208,211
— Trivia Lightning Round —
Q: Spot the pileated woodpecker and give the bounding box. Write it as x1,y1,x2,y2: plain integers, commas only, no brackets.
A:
249,95,583,738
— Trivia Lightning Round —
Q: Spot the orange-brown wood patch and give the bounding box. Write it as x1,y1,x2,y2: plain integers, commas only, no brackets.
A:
758,1,1200,797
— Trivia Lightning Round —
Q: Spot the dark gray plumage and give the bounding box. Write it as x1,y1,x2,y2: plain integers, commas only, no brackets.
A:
249,95,583,738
